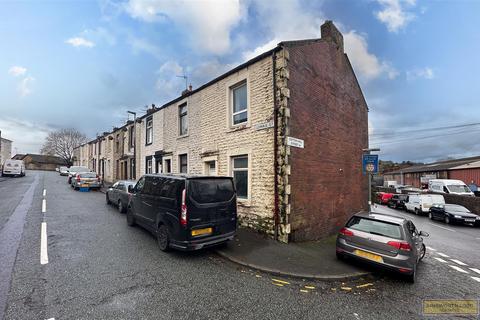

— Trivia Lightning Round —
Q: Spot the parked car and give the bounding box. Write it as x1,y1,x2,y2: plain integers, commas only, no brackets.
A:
428,179,475,196
387,194,408,210
429,204,480,227
106,180,136,213
71,172,102,190
405,194,445,215
376,192,394,205
1,160,25,177
67,166,90,184
59,166,69,176
336,212,428,282
126,174,237,251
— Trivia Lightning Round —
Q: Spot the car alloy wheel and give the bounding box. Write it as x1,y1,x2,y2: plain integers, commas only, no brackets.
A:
428,212,433,220
407,264,417,283
106,194,111,205
126,208,135,227
445,216,450,224
419,244,426,261
118,200,124,213
157,225,170,252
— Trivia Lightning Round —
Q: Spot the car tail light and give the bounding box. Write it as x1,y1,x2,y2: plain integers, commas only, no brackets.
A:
339,227,354,236
76,175,81,182
180,189,187,227
387,241,412,251
96,174,100,182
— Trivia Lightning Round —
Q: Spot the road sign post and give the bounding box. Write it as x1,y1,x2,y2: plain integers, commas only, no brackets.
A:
362,153,379,211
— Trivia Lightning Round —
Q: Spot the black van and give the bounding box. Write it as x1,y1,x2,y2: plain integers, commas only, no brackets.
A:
126,174,237,251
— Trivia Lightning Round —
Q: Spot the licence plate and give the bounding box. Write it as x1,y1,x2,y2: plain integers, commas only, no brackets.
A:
81,184,89,187
354,249,384,263
465,219,475,223
191,227,213,236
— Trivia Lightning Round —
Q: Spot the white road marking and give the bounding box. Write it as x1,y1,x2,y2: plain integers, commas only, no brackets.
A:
472,277,480,283
426,246,436,251
42,199,46,213
40,222,49,265
469,268,480,275
434,257,447,263
450,259,467,266
449,265,468,273
43,189,46,197
437,252,450,258
428,223,455,232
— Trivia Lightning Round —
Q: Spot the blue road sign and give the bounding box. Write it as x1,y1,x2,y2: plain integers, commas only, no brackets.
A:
362,154,379,175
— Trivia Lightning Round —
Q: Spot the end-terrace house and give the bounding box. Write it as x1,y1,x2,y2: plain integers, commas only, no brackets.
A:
128,21,368,242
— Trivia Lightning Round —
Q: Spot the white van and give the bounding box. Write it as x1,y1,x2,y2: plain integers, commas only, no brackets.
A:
428,179,474,196
405,194,445,215
1,160,26,177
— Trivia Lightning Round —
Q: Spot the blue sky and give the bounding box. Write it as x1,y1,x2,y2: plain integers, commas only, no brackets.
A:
1,0,479,162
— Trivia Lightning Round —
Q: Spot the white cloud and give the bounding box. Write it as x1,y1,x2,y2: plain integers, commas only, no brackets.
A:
242,39,278,61
0,118,52,154
344,31,398,81
124,0,243,54
406,67,435,80
19,76,35,97
127,36,162,59
82,27,116,46
65,37,95,48
375,0,416,33
155,61,185,101
8,66,27,77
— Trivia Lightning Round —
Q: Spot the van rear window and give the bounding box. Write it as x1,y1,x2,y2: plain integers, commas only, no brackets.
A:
347,217,402,239
188,179,235,203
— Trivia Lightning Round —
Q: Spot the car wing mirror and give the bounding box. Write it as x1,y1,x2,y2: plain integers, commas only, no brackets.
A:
419,231,429,237
128,185,134,193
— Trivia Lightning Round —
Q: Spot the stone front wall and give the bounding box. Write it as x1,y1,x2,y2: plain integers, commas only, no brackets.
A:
1,139,12,165
286,40,369,241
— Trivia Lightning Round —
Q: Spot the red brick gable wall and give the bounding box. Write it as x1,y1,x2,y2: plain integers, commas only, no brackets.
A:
287,41,369,241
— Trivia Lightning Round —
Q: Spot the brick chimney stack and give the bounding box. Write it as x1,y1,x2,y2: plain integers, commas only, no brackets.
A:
321,20,344,53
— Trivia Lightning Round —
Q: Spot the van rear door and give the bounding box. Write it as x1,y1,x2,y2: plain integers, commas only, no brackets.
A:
186,177,237,238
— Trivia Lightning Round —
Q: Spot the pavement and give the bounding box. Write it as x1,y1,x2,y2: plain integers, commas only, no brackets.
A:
2,171,480,320
217,228,370,281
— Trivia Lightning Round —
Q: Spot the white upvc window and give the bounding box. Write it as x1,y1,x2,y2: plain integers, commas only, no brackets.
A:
179,103,188,136
231,155,248,199
146,117,153,145
231,81,248,125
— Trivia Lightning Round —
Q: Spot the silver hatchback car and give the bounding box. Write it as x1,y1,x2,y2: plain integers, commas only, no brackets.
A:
336,212,429,282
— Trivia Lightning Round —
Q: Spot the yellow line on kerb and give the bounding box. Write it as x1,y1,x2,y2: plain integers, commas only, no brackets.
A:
272,278,290,285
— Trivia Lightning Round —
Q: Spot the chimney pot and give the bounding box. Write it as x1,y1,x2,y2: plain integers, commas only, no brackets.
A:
188,84,192,91
321,20,344,53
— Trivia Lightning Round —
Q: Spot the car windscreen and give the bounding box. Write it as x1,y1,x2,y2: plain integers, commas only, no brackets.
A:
79,173,97,178
347,217,402,239
447,185,471,193
188,178,235,203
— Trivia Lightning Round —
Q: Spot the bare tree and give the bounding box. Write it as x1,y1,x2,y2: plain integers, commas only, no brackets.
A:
40,128,87,166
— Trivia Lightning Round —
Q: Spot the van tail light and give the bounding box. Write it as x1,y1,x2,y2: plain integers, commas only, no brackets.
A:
387,241,412,251
339,227,354,236
180,189,187,227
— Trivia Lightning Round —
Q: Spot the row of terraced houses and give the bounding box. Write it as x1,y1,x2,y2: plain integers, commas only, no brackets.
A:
73,21,369,242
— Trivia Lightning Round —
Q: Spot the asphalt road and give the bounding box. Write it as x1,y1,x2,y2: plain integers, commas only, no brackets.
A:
1,171,479,320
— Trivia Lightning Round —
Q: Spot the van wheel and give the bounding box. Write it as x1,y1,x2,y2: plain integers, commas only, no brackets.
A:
415,208,420,215
126,208,136,227
157,225,170,252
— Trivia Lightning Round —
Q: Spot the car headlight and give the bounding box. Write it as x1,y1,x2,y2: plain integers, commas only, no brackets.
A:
476,217,480,220
454,215,462,219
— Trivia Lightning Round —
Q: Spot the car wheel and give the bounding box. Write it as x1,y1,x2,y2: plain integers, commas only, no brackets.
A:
445,216,450,224
419,244,426,261
157,225,170,252
118,200,125,213
336,251,344,260
428,212,433,220
407,264,417,283
126,207,136,227
106,194,111,205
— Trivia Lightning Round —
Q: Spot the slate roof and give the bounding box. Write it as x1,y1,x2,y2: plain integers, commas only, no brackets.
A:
385,155,480,174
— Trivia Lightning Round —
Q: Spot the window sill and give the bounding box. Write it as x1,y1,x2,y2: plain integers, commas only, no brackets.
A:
227,123,250,133
177,134,189,140
145,142,153,146
237,198,251,207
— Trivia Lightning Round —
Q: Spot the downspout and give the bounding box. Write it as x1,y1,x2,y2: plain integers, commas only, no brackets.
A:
272,49,279,241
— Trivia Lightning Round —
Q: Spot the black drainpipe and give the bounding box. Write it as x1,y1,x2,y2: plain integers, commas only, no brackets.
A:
272,49,279,241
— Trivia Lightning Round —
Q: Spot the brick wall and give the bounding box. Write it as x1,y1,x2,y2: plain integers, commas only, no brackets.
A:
286,40,369,241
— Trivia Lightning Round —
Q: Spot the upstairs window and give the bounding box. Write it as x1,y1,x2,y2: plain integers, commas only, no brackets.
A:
232,82,247,125
179,103,188,136
146,117,153,145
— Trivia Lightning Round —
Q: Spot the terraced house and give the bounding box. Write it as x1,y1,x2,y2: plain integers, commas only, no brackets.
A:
74,21,368,242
